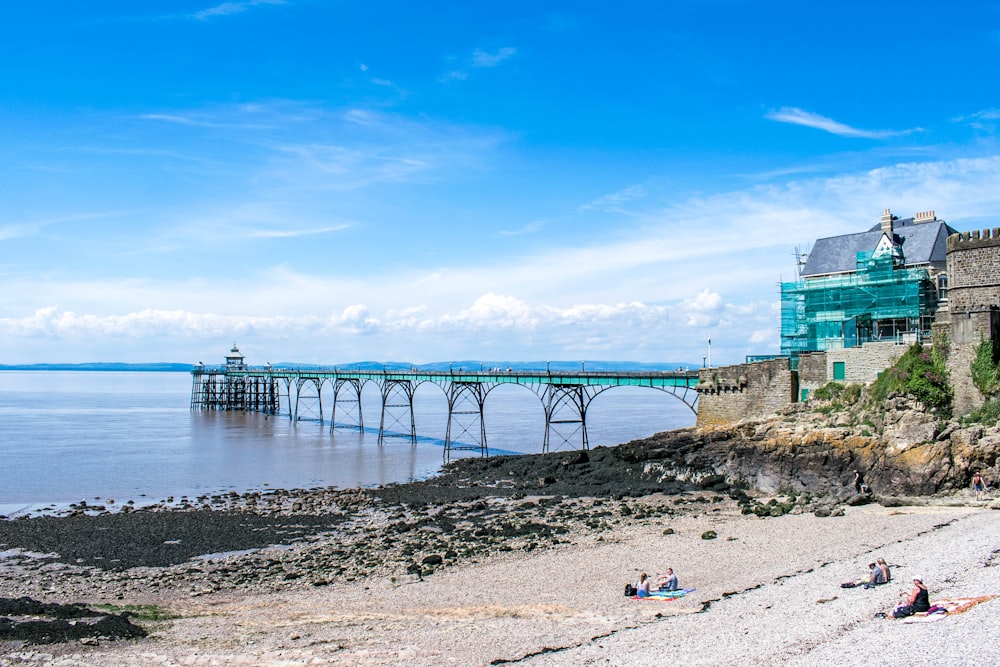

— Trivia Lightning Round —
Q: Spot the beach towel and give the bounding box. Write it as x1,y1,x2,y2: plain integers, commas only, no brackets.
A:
896,596,996,623
633,588,696,600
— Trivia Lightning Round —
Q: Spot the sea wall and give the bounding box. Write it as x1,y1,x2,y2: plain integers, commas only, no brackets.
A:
695,357,796,427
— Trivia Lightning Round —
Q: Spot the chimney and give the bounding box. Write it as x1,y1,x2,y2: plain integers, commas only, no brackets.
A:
880,208,894,235
914,210,937,223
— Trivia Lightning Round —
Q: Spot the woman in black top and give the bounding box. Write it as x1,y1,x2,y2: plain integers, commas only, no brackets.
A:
893,577,930,617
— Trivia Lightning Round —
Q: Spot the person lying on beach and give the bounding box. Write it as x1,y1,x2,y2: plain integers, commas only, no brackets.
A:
655,568,679,592
893,576,930,618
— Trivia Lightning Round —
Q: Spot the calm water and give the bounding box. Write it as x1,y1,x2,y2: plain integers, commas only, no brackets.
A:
0,371,695,513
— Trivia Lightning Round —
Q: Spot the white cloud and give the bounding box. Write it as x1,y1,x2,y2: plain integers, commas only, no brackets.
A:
498,220,544,236
332,304,380,334
191,0,285,21
472,47,517,68
579,185,647,214
443,47,517,82
954,108,1000,132
765,107,919,139
680,289,723,327
245,224,351,238
4,154,1000,364
955,108,1000,122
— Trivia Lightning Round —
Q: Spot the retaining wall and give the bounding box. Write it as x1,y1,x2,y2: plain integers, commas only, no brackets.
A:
695,358,796,427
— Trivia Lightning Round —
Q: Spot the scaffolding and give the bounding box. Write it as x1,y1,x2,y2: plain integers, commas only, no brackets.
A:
780,250,938,355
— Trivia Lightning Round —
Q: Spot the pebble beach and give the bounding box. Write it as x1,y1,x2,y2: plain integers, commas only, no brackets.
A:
2,488,998,666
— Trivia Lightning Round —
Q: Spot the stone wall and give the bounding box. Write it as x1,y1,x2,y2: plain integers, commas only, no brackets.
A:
945,229,1000,415
796,352,828,399
946,229,1000,313
824,341,908,384
695,358,796,427
947,308,1000,415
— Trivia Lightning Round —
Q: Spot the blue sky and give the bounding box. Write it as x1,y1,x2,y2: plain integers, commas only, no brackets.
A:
1,1,999,366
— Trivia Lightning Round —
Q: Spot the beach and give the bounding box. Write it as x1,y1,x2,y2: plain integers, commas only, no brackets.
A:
1,482,998,666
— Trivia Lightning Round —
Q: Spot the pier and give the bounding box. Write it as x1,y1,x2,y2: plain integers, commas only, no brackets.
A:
191,346,700,460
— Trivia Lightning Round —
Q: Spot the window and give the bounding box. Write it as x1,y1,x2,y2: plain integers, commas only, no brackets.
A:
833,361,846,381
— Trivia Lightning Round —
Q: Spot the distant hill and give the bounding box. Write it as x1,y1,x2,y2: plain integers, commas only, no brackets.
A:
0,363,194,372
1,360,701,373
271,360,700,372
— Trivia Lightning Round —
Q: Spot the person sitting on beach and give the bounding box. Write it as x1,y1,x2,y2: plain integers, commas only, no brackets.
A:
842,560,888,588
893,576,930,618
877,558,891,583
656,568,679,592
634,573,652,598
862,561,888,588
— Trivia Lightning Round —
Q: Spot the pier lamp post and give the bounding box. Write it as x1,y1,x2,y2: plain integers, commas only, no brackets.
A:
580,361,585,373
703,356,707,368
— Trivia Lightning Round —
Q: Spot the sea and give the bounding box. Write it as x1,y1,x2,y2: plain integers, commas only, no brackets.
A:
0,371,696,515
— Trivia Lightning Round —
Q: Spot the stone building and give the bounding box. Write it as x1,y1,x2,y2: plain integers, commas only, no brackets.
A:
697,209,999,426
780,209,955,357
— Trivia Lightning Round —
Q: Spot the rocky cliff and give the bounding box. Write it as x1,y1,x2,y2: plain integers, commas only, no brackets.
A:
677,393,1000,498
387,392,998,508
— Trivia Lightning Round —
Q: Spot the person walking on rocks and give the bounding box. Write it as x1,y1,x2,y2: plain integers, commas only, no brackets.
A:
853,470,870,494
972,471,986,501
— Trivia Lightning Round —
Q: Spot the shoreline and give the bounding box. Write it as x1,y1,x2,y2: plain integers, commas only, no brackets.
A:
3,427,999,664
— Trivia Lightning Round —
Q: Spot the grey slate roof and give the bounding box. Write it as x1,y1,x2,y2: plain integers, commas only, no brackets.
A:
801,217,957,277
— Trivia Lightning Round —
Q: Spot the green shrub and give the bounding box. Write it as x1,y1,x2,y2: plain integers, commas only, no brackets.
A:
812,381,862,406
963,398,1000,426
868,343,952,417
812,382,845,401
971,339,1000,399
841,383,862,404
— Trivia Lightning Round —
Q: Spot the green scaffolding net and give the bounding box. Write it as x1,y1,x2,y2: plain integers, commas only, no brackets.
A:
780,251,938,355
